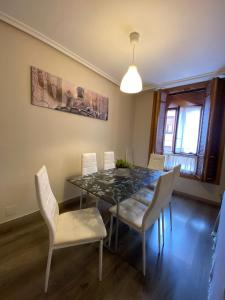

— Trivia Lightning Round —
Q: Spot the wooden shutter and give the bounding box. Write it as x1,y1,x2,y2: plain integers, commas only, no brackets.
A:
203,78,225,184
150,79,225,184
148,91,159,156
196,83,211,179
149,90,167,156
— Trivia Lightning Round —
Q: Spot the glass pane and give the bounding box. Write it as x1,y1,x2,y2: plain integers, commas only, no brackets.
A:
175,106,201,154
163,109,176,153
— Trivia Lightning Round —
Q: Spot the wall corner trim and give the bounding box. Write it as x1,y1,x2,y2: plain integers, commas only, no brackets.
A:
1,11,225,93
0,11,120,86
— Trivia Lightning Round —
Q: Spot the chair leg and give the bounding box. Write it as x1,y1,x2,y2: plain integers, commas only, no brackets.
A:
115,204,120,251
45,245,53,293
157,218,161,254
99,240,103,281
96,199,99,208
161,209,165,245
142,231,146,276
80,191,83,209
108,215,113,248
169,201,173,231
87,192,89,206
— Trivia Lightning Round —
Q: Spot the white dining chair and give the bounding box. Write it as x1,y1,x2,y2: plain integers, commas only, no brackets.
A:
82,152,98,176
147,154,166,191
148,153,165,171
149,164,181,191
133,165,181,241
80,152,98,208
103,151,115,170
35,166,106,293
166,164,181,231
150,164,180,231
108,171,175,276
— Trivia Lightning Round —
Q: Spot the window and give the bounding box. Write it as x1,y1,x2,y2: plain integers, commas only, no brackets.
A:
163,109,177,153
163,106,202,155
150,78,225,183
175,106,201,154
163,106,202,175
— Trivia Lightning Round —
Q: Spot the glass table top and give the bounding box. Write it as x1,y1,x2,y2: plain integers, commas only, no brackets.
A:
67,166,163,205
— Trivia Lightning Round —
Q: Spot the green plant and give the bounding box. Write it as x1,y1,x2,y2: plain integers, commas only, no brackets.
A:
116,159,133,169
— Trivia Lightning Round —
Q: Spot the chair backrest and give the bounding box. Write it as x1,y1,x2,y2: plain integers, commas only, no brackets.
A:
82,153,98,176
173,164,181,177
104,151,115,170
148,153,165,171
35,166,59,243
142,170,175,231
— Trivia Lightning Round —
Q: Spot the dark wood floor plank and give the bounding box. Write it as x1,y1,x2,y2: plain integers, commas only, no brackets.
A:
0,196,218,300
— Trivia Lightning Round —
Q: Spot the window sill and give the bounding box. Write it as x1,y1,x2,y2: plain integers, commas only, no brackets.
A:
164,152,197,158
179,172,201,181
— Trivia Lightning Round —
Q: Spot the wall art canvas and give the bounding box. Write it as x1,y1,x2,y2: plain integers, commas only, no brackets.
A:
31,66,109,121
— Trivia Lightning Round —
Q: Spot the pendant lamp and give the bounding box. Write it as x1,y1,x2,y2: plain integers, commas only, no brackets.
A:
120,32,143,94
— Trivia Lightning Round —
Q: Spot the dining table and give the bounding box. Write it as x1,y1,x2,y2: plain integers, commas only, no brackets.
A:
67,166,163,251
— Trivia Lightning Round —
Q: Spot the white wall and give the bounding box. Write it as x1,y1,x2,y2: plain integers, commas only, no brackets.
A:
132,90,225,203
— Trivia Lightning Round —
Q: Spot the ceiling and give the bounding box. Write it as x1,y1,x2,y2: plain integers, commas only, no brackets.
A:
0,0,225,88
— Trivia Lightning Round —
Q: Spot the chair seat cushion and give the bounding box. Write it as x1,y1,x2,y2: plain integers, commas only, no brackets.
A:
109,198,148,231
54,207,107,247
132,187,154,206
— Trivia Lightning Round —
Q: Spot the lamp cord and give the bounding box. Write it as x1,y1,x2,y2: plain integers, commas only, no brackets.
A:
132,43,135,65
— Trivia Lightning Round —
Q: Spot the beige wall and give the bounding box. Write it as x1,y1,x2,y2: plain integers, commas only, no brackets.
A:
0,21,135,223
1,20,223,224
132,91,153,166
132,90,225,203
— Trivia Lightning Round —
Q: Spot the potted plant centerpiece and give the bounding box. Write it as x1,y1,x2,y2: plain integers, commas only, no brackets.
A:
115,159,133,177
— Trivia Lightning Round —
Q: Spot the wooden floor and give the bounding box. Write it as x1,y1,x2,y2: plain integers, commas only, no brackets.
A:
0,196,219,300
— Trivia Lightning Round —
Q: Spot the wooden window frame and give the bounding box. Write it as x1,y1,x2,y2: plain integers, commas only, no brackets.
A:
163,107,179,154
149,79,225,184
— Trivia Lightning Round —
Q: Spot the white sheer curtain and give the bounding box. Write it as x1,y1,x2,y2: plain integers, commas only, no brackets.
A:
175,106,201,154
165,154,197,175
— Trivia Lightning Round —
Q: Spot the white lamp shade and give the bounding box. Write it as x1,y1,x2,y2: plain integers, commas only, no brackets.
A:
120,65,143,94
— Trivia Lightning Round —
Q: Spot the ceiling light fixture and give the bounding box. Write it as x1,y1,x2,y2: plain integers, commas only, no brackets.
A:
120,31,143,94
